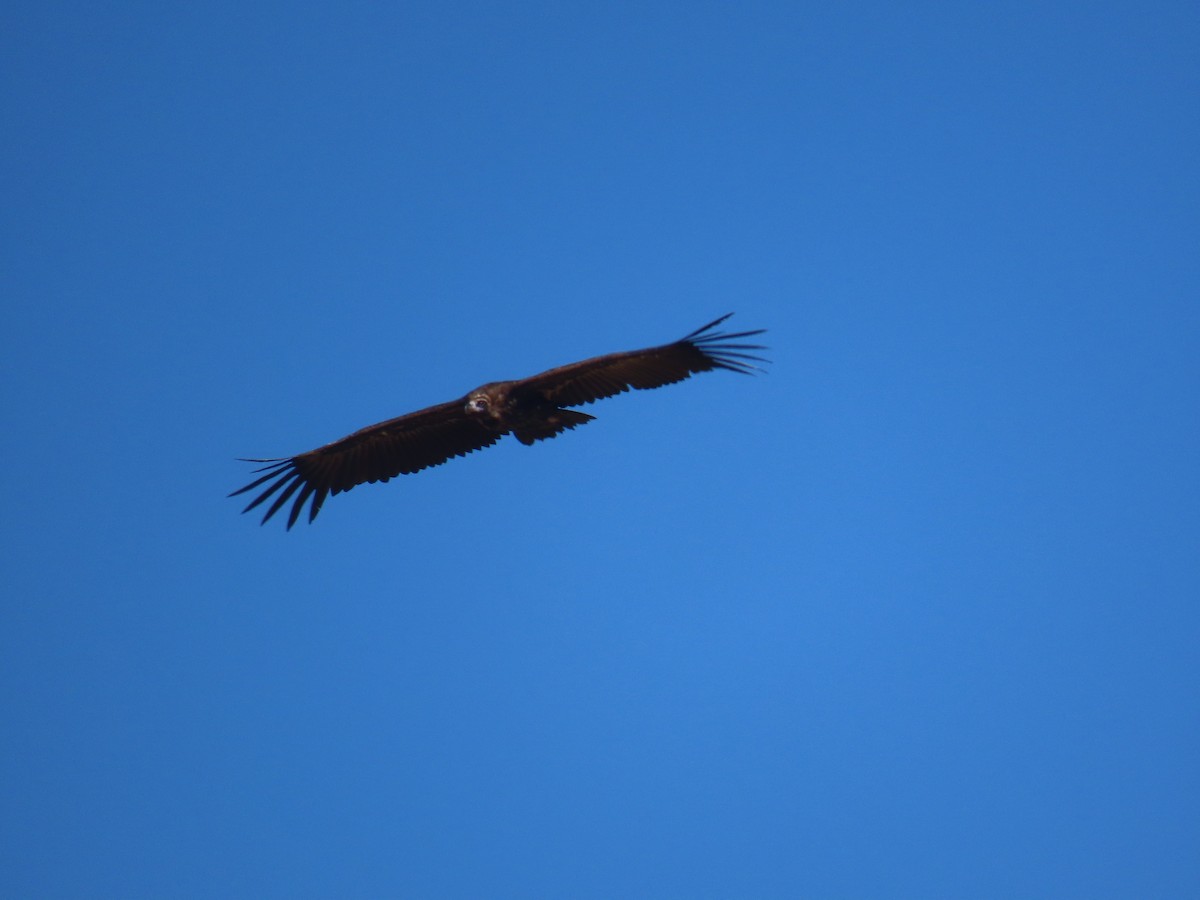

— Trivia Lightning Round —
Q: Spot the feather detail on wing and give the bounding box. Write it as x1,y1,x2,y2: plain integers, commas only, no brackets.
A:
520,313,768,408
228,399,498,529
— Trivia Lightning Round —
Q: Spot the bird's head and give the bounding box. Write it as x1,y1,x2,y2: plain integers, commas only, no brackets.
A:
466,388,506,424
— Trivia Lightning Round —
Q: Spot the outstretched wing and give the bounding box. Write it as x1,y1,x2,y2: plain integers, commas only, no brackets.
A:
229,398,498,529
518,313,768,407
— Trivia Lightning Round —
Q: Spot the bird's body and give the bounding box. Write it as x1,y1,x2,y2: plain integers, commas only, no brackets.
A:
463,380,597,444
231,314,766,528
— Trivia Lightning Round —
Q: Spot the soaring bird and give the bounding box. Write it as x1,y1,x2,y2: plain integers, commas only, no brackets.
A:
231,314,767,528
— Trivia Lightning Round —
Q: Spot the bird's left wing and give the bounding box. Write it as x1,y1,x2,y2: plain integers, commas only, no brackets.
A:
230,398,499,528
518,313,768,408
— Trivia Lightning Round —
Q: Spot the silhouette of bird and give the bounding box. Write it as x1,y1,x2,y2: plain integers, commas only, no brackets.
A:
231,314,767,528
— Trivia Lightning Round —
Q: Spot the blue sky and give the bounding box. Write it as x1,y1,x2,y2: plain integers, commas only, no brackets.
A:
3,1,1198,896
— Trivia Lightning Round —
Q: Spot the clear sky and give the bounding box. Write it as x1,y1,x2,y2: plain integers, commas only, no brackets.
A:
3,1,1198,897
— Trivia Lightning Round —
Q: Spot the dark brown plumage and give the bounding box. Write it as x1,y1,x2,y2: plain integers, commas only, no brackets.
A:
230,314,767,528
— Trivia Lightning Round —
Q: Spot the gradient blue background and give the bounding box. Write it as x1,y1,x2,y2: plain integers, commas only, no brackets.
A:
3,2,1198,897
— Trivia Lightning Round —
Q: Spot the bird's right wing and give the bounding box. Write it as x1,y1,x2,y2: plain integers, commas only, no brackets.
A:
229,398,499,529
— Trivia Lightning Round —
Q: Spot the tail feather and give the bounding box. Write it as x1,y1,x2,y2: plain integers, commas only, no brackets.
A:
514,408,595,445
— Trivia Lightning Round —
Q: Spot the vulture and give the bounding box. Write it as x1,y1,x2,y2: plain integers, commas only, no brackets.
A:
231,313,767,528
